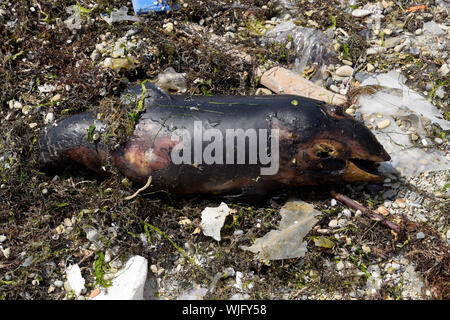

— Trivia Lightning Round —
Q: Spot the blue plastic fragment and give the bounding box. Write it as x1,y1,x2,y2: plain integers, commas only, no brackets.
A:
131,0,177,14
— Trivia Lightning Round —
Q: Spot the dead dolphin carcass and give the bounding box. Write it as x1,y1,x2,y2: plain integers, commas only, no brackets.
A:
37,83,390,195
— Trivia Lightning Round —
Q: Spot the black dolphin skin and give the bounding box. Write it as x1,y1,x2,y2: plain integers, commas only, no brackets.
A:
37,83,390,195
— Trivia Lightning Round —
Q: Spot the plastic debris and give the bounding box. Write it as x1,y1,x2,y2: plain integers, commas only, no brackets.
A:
92,255,148,300
104,6,140,25
64,5,82,30
66,264,86,296
242,200,320,260
406,4,427,13
156,67,188,93
353,70,450,176
200,202,234,241
259,66,347,105
314,236,335,249
103,56,138,71
132,0,175,15
264,21,337,79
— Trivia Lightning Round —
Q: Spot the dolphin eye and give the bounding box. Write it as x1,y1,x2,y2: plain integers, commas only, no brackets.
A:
315,143,336,159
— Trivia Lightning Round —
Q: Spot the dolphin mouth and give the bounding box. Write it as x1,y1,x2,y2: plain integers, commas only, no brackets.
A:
341,158,385,183
319,157,386,183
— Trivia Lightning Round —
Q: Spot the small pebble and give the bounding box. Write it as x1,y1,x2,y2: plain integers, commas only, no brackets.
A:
439,63,449,76
366,63,375,72
395,198,406,208
335,65,354,77
328,219,339,228
50,94,61,103
1,247,11,258
351,9,372,18
338,219,347,227
377,119,391,129
342,209,352,219
416,232,425,240
44,113,55,124
375,206,390,216
367,47,386,55
0,235,6,243
54,280,64,288
331,199,337,206
336,261,345,271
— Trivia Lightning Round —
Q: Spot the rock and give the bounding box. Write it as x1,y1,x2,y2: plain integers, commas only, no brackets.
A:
21,105,32,115
416,232,425,240
44,112,55,124
434,138,443,145
50,94,61,103
394,44,405,52
382,28,392,36
410,133,419,141
336,261,345,271
409,47,420,57
21,256,33,267
331,199,337,206
1,247,10,258
92,256,148,300
351,9,372,18
436,87,445,99
0,235,6,243
375,206,390,216
54,280,64,288
446,229,450,240
338,219,347,227
345,107,355,115
366,63,375,72
335,65,354,77
367,47,386,55
439,63,449,76
9,100,23,110
377,119,391,129
342,209,352,219
395,198,406,208
342,60,353,66
85,228,99,242
329,84,340,93
328,219,339,228
163,22,174,33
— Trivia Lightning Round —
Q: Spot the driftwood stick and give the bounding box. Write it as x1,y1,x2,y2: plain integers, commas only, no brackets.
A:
330,190,401,233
